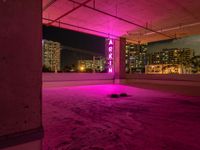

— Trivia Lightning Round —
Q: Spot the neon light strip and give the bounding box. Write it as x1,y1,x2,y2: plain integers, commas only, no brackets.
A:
108,39,114,73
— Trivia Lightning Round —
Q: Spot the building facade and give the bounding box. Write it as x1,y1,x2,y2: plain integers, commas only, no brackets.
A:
42,40,61,72
148,48,193,65
125,42,148,73
146,48,194,74
78,56,106,72
125,43,194,74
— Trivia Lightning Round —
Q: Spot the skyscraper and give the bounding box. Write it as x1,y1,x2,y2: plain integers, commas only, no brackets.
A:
148,48,193,65
146,48,194,74
125,42,148,73
42,40,61,72
78,56,106,72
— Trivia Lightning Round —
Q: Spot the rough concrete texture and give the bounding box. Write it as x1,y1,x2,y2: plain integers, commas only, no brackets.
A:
122,80,200,97
114,38,126,79
0,0,42,136
2,140,41,150
43,85,200,150
42,0,200,42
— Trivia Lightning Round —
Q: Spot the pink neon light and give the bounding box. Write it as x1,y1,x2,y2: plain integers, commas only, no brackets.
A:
108,39,114,73
109,53,112,59
109,60,112,65
109,47,113,52
108,68,113,73
109,40,113,45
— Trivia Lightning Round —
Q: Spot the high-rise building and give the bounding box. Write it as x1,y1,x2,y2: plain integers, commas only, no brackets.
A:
78,56,106,72
145,64,182,74
126,42,148,73
148,48,193,65
42,40,61,72
146,48,194,74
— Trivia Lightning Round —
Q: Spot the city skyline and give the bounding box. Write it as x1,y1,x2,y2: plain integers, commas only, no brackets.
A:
43,25,106,71
125,42,198,74
42,39,107,72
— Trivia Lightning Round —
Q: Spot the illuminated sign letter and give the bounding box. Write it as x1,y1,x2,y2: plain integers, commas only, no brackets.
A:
109,39,113,45
108,68,113,73
109,53,112,59
109,47,113,52
107,39,114,73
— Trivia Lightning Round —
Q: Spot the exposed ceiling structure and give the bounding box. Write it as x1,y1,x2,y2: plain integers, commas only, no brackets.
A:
43,0,200,43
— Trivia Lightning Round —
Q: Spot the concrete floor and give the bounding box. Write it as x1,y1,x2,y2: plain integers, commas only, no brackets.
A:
43,85,200,150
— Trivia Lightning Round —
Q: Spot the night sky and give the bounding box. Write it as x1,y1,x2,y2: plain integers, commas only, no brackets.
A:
43,25,106,69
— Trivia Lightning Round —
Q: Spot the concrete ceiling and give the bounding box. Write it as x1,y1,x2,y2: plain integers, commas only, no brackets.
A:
42,0,200,43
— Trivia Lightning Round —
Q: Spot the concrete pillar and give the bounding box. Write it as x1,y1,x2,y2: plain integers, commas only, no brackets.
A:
0,0,42,149
114,37,126,82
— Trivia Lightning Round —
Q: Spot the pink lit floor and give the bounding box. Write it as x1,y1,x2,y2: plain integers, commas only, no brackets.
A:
43,84,200,150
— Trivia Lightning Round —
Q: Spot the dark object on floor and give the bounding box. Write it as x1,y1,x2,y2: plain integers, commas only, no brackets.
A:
110,94,119,98
120,93,128,97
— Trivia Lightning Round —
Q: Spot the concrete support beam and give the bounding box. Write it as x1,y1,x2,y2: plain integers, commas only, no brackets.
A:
114,37,126,82
0,0,43,149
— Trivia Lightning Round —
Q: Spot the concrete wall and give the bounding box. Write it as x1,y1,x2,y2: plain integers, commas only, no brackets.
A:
114,38,126,80
0,0,42,148
121,79,200,97
2,140,41,150
126,74,200,82
123,74,200,97
43,73,114,87
43,73,114,82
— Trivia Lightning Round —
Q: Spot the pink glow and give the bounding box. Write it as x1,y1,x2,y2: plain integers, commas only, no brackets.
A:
109,60,112,65
43,84,200,149
108,53,112,59
109,47,112,52
108,68,113,73
107,39,114,73
109,39,113,45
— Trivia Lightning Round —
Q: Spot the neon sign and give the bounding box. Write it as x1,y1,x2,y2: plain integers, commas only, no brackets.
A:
108,39,114,73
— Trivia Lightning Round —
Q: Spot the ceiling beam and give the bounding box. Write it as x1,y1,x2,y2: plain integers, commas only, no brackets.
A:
69,0,175,39
48,0,93,25
144,22,200,36
43,0,58,11
43,17,119,38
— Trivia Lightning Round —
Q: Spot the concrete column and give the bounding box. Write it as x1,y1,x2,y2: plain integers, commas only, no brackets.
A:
0,0,42,149
114,37,126,82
